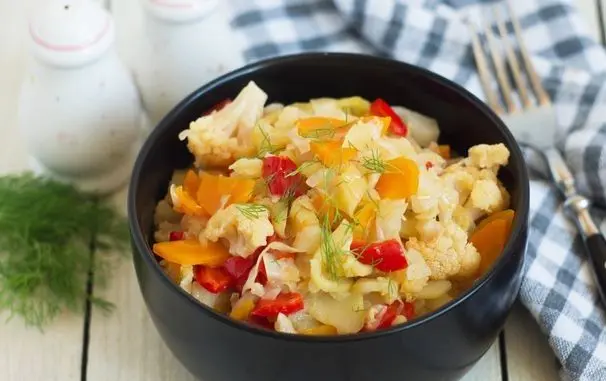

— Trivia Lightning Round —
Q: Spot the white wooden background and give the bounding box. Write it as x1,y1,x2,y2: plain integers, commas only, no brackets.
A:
0,0,603,380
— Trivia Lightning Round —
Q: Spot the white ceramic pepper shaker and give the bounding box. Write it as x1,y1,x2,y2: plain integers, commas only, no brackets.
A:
18,0,142,194
134,0,244,125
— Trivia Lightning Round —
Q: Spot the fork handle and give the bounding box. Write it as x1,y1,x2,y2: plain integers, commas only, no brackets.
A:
564,195,606,306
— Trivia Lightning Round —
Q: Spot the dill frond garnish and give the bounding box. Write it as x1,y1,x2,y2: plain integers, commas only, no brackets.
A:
256,124,280,157
319,214,342,280
360,149,387,174
300,128,336,140
0,173,128,328
237,203,269,220
284,159,319,178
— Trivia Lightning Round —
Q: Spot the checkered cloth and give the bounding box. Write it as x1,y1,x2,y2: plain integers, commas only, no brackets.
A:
224,0,606,379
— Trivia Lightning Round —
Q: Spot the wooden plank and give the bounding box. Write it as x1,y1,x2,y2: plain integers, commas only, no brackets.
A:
86,185,197,381
0,2,86,380
505,304,560,381
462,342,503,381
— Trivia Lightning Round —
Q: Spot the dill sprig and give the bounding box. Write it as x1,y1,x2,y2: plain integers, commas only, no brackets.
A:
300,128,337,140
319,214,342,280
0,173,128,328
255,124,280,158
360,149,387,174
237,203,269,220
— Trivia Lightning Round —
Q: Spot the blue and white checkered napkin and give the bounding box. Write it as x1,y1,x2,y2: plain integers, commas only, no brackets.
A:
225,0,606,379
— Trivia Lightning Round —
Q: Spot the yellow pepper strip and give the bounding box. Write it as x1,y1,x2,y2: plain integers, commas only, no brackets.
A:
173,185,207,217
353,202,376,241
230,294,257,320
296,117,346,137
197,172,256,215
300,325,338,336
152,240,231,266
310,140,358,167
183,169,200,198
375,157,420,200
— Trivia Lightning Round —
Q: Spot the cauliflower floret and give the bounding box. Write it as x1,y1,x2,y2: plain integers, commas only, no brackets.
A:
410,171,442,219
179,81,268,167
459,242,481,277
204,204,274,257
467,179,504,213
229,158,263,178
468,143,510,169
406,237,460,280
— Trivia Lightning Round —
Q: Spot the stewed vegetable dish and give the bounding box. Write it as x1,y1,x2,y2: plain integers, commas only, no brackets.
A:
152,82,515,335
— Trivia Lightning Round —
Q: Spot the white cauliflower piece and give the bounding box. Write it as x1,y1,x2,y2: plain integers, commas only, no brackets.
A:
392,106,440,147
275,313,297,334
459,242,481,277
406,237,460,281
467,179,504,213
342,118,384,151
410,171,442,219
468,143,510,169
229,158,263,178
204,204,274,257
179,81,268,167
375,199,407,241
310,98,347,119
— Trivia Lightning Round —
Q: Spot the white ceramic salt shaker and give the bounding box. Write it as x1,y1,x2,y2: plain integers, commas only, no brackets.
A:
135,0,244,125
18,0,142,194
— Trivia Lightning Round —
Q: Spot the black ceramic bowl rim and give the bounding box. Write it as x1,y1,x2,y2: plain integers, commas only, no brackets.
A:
128,52,530,343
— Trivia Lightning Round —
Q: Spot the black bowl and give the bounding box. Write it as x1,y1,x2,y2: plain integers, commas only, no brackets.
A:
128,52,529,381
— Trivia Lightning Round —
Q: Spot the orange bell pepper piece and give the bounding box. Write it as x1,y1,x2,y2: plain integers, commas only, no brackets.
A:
300,325,338,336
183,169,200,197
196,172,256,215
375,157,419,199
470,209,515,275
437,145,451,160
296,117,346,137
152,240,231,266
173,185,206,216
310,140,357,167
310,191,337,224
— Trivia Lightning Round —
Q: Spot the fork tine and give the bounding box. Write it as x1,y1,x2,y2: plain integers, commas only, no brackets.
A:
484,20,516,113
494,5,532,110
467,22,504,114
507,0,551,105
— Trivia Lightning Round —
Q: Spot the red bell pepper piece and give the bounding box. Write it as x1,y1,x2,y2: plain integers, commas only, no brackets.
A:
370,98,408,137
350,239,408,272
223,256,255,280
251,292,304,318
169,231,185,241
202,98,232,116
372,301,415,330
195,265,234,293
262,156,305,197
402,301,415,320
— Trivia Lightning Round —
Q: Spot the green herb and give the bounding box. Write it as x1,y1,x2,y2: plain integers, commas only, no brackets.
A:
255,124,280,157
0,173,128,328
300,128,336,140
360,149,387,174
237,203,269,220
319,214,342,280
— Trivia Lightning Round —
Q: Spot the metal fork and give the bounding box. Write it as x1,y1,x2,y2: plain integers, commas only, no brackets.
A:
468,1,606,307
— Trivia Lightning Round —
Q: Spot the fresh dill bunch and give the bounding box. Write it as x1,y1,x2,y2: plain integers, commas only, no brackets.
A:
319,214,342,280
0,173,129,328
237,203,269,220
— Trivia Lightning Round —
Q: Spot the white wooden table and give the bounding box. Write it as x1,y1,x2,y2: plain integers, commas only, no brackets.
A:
1,1,603,380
